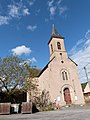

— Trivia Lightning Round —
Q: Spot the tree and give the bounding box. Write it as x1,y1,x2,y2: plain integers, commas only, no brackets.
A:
0,56,41,103
24,65,39,103
36,89,52,111
0,56,27,93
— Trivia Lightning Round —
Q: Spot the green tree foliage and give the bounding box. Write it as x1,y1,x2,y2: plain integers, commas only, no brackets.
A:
35,89,53,111
0,56,27,93
0,56,40,103
81,82,87,92
0,89,26,103
24,65,39,103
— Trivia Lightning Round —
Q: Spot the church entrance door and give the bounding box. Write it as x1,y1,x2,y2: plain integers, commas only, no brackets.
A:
63,88,72,104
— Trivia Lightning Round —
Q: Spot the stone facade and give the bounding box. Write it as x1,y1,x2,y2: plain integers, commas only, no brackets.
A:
37,25,85,106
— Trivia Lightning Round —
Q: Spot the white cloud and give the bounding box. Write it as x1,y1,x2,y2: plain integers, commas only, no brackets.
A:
25,57,37,64
28,0,36,6
11,45,31,56
0,0,32,26
23,8,30,16
48,0,54,7
0,16,10,25
8,5,20,18
85,30,90,39
20,57,37,66
31,57,37,63
56,0,62,5
69,39,85,56
69,30,90,83
47,0,68,18
50,6,56,16
27,25,37,31
59,6,68,15
8,3,30,18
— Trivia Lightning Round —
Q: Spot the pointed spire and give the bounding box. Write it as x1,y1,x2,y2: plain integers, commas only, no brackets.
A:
51,24,63,38
48,24,64,44
52,24,59,36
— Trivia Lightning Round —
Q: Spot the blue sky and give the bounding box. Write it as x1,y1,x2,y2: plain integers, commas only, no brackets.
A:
0,0,90,82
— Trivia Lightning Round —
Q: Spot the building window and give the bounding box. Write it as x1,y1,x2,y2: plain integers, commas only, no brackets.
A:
57,42,61,50
65,72,68,80
62,71,68,80
62,71,65,80
51,44,53,53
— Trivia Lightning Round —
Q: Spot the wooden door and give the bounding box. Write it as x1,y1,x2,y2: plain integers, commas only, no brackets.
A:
64,88,72,105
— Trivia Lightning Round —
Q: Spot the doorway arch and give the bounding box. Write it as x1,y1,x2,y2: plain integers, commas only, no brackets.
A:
63,88,72,104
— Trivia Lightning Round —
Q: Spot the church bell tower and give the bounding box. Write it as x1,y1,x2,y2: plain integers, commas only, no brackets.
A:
48,24,68,61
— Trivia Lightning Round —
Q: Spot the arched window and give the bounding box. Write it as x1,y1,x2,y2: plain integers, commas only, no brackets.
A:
57,42,61,50
51,44,53,53
65,72,68,80
62,71,68,80
62,71,65,80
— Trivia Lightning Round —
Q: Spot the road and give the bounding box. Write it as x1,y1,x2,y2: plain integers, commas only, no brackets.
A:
0,105,90,120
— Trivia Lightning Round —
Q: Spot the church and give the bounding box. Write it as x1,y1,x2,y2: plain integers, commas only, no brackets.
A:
37,25,85,106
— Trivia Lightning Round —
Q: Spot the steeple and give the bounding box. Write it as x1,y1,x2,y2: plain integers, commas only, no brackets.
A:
51,24,63,38
48,24,66,60
52,24,59,36
48,24,64,44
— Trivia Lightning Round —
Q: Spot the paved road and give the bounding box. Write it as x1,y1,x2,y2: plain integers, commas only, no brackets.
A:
0,106,90,120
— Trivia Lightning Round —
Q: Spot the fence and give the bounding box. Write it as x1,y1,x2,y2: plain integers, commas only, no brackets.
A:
0,103,11,115
0,102,32,115
21,102,32,114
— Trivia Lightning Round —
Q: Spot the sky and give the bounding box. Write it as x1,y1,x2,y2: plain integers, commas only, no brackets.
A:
0,0,90,83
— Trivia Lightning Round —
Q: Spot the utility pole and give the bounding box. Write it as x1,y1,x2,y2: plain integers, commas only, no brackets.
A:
84,66,89,82
84,66,90,88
